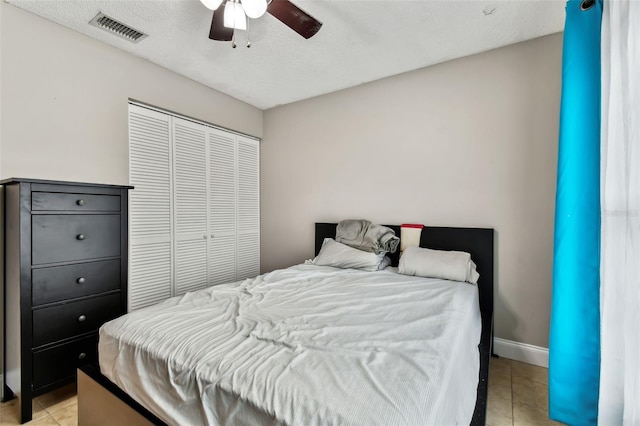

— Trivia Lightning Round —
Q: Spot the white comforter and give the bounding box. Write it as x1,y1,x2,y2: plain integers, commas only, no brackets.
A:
99,264,481,426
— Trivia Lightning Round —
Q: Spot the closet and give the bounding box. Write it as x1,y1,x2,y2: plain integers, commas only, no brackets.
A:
128,103,259,310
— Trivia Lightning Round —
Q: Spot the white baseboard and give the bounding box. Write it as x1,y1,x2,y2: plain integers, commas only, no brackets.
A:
493,337,549,368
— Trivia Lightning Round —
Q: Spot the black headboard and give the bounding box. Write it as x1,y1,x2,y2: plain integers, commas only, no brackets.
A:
314,222,494,425
314,222,493,326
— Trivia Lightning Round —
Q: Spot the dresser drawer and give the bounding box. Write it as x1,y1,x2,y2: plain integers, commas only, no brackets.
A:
32,260,121,306
33,334,98,390
32,293,122,347
32,215,120,265
32,192,120,212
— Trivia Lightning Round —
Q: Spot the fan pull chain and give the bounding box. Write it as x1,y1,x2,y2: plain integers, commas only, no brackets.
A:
246,18,251,48
231,30,236,48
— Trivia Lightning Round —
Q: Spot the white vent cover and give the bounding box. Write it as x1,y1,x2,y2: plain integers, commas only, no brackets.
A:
89,12,148,43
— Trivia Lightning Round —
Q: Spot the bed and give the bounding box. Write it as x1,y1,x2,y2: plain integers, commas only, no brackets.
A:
79,223,493,425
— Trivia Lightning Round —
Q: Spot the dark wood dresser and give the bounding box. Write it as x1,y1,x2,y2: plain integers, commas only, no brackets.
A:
1,178,132,423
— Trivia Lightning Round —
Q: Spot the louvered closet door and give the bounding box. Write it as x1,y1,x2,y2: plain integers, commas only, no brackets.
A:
208,128,237,285
172,117,209,295
128,105,173,310
236,136,260,280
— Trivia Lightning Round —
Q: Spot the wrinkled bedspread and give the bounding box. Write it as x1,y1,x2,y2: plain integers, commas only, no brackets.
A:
99,264,481,425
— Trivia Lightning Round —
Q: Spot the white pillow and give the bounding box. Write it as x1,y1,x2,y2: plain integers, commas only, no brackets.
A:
312,238,389,271
398,246,480,284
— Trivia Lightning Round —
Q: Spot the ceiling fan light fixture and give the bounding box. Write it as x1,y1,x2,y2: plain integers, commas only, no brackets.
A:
241,0,268,19
209,0,322,42
224,0,247,30
234,4,248,30
200,0,223,11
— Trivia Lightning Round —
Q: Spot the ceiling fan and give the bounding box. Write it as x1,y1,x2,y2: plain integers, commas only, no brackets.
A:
201,0,322,46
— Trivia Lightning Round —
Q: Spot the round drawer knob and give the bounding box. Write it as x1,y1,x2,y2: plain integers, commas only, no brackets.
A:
78,315,87,322
76,234,86,241
78,352,86,360
77,277,86,284
77,199,86,206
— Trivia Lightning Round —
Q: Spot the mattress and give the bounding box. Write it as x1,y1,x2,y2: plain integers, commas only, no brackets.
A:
99,264,481,425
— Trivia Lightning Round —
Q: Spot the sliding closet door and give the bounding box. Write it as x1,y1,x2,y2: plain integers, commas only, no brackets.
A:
208,128,237,285
172,117,209,296
236,136,260,280
128,105,173,310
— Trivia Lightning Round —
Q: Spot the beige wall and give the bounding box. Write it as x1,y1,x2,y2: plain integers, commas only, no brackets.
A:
0,0,561,361
261,33,562,348
0,2,262,384
0,3,262,186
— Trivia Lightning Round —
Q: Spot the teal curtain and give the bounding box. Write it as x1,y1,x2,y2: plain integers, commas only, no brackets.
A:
549,0,602,424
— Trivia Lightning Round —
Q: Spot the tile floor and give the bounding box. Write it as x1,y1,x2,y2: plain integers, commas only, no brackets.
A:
0,383,77,426
487,356,562,426
1,358,561,425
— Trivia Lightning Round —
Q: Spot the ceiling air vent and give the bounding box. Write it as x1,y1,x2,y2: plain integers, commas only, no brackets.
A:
89,12,148,43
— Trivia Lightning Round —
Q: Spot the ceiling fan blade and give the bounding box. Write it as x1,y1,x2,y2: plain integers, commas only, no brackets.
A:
209,10,233,41
267,0,322,39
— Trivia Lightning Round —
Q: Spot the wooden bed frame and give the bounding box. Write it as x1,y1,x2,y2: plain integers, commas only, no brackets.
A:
79,223,494,425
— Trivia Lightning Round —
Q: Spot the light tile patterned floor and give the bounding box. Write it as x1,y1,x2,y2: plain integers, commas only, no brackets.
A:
0,383,76,426
0,359,561,425
487,356,563,426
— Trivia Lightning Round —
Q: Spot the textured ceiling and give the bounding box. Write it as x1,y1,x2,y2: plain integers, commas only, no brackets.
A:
8,0,565,109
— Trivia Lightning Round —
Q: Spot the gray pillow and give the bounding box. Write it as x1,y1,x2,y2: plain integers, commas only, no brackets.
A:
312,238,389,271
398,246,479,284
